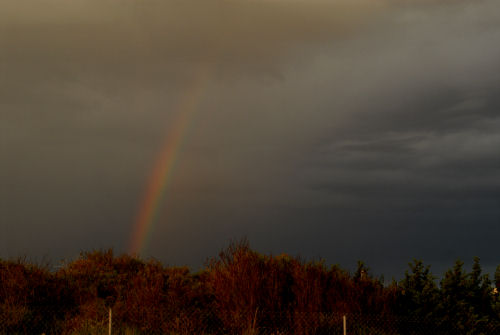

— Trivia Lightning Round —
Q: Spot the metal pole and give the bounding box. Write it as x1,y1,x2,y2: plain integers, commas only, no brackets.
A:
109,307,112,335
343,315,346,335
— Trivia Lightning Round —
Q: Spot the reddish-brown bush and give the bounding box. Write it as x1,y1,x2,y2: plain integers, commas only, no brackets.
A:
2,240,494,334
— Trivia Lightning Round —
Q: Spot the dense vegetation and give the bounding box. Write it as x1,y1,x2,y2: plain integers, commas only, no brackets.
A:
1,240,499,334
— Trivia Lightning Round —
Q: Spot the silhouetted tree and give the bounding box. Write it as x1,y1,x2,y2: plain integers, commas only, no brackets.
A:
398,260,438,319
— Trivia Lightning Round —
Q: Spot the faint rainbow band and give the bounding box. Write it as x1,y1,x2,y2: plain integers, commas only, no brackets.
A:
129,64,213,256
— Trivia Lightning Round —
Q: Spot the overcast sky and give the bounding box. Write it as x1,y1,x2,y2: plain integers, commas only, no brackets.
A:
1,0,499,279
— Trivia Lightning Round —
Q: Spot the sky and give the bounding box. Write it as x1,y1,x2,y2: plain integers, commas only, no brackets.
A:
1,0,499,279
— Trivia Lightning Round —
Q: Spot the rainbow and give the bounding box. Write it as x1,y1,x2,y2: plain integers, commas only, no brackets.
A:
129,65,213,256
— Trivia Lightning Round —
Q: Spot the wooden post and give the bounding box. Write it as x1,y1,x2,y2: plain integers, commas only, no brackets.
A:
108,307,112,335
343,315,346,335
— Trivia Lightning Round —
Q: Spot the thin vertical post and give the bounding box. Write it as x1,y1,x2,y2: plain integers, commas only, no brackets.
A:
108,307,112,335
343,315,346,335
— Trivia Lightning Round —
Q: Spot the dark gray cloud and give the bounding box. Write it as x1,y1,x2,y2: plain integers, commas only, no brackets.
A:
1,0,499,278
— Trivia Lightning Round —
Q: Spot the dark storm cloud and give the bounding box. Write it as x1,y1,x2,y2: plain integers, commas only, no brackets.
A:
1,0,499,277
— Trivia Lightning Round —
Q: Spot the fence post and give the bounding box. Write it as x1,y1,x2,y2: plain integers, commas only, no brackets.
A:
343,315,346,335
108,307,112,335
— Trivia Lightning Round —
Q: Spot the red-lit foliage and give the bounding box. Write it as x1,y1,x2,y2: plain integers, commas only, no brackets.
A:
54,250,209,333
0,241,498,334
204,240,398,334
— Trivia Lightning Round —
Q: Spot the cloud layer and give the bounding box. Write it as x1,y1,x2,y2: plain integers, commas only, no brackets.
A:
1,0,499,277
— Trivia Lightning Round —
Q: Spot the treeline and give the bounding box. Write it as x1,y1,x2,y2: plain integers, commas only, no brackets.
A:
0,240,499,334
